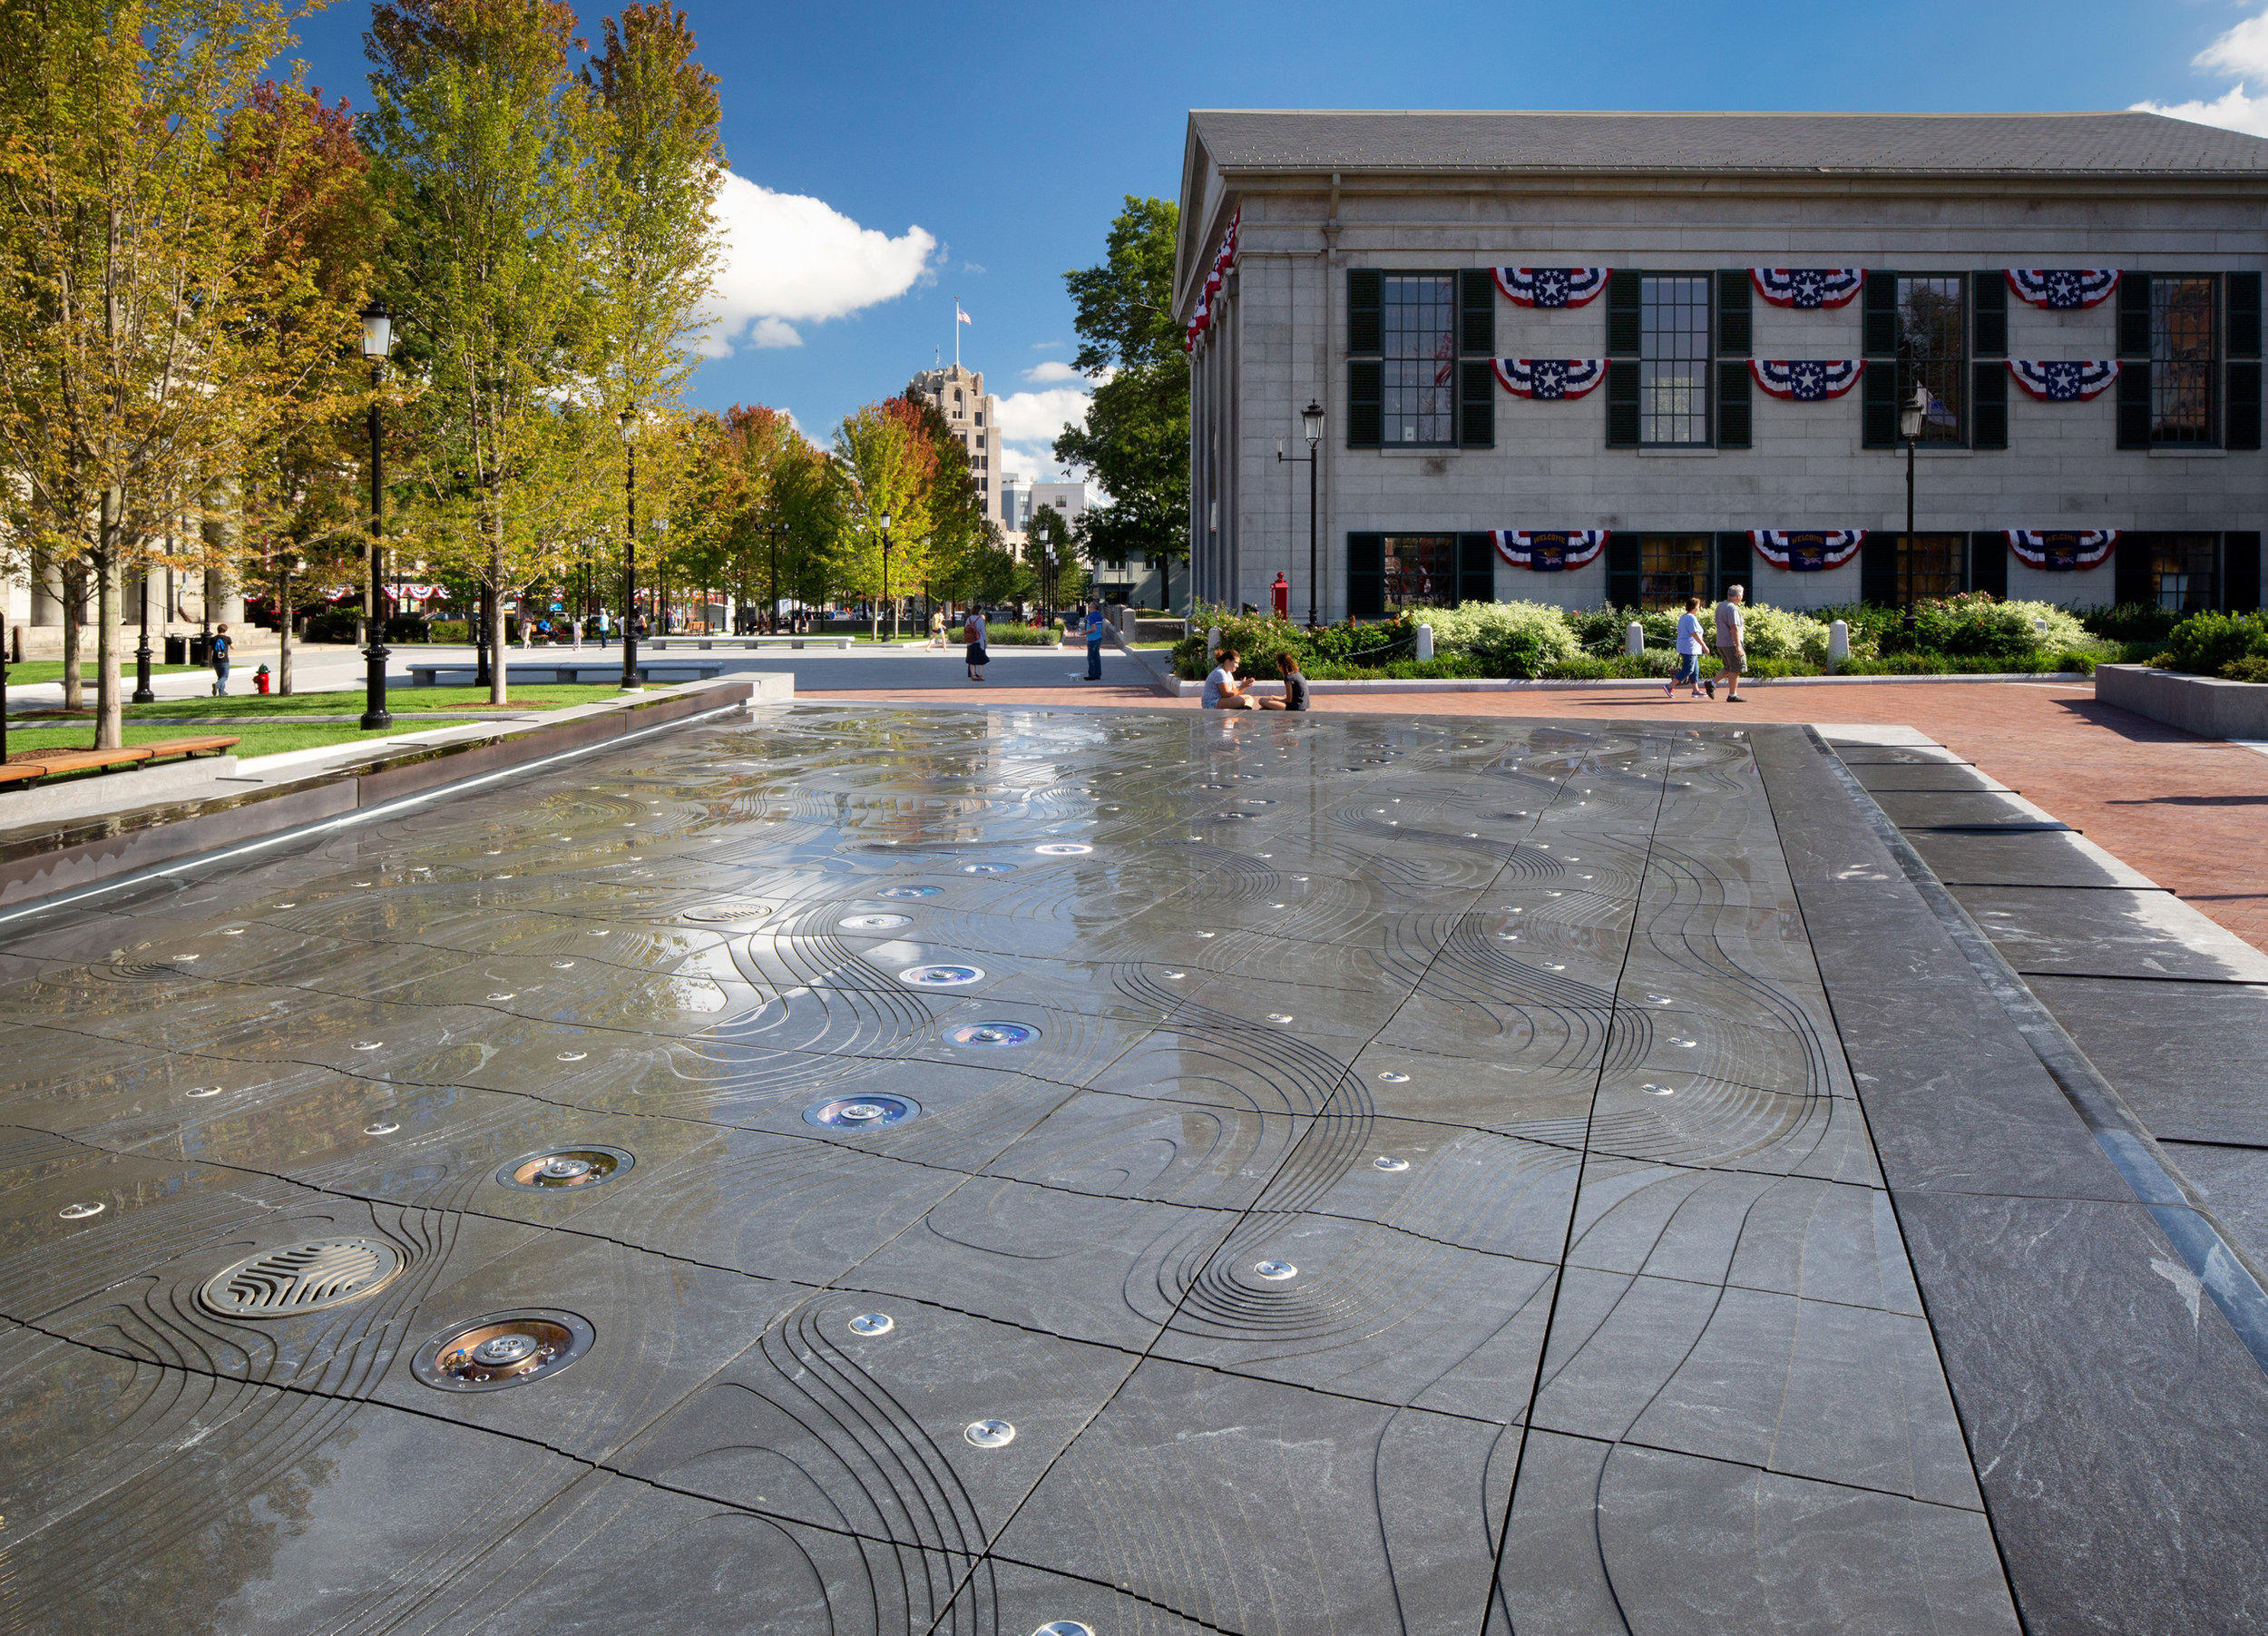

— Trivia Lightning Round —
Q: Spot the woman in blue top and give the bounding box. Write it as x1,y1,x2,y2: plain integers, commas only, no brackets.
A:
1666,595,1706,699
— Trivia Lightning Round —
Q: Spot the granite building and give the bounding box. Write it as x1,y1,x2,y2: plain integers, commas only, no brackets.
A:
909,362,1006,523
1175,111,2268,621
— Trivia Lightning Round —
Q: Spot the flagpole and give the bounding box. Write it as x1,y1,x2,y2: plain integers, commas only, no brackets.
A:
954,298,960,368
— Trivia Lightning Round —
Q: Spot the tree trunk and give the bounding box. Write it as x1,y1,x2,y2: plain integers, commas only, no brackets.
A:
60,559,83,711
279,576,294,695
93,490,124,749
1158,553,1171,615
489,521,508,706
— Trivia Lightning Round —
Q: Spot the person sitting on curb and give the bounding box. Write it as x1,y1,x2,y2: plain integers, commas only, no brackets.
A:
1256,650,1309,710
1202,646,1256,710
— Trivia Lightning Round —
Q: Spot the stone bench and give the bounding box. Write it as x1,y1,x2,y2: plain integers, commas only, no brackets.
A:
646,635,853,651
406,662,724,686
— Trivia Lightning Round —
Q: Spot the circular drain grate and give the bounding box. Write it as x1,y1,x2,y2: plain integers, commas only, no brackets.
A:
957,862,1016,876
413,1309,593,1392
963,1419,1016,1447
200,1239,406,1318
1033,1623,1095,1636
946,1021,1037,1049
877,886,941,899
805,1094,920,1130
899,964,982,987
848,1312,894,1336
838,913,912,931
496,1145,634,1192
682,903,772,924
1033,843,1092,856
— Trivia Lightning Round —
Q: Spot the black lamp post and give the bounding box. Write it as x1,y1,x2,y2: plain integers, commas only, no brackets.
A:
1900,382,1929,610
358,299,393,730
132,562,154,702
619,405,640,691
767,514,785,633
278,553,302,694
1276,399,1325,626
880,511,894,642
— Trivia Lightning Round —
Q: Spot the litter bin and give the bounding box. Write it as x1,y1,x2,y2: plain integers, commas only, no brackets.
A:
163,634,187,664
189,635,210,664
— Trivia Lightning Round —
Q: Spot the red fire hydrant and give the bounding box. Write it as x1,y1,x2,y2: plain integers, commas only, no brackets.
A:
1271,572,1290,621
255,663,271,695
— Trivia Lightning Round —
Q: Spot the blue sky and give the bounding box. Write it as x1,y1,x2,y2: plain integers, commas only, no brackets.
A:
288,1,2268,483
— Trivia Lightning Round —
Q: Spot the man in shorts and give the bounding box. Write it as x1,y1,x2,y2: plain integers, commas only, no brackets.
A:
1711,584,1746,703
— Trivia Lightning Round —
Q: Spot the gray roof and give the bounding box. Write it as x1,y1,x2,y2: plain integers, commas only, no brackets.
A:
1188,110,2268,176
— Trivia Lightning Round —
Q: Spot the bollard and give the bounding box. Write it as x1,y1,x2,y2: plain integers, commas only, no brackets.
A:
1416,624,1434,661
1207,624,1221,658
1625,621,1645,656
1827,619,1848,674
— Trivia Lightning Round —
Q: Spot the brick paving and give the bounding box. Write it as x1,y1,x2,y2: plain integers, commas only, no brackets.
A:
801,680,2268,954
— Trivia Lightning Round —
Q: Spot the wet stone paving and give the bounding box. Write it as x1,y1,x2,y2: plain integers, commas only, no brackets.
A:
0,705,2023,1633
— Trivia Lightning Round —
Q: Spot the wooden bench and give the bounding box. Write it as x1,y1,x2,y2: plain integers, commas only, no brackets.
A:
1,735,239,788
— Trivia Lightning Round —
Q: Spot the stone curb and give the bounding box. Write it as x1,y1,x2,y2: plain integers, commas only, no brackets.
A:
1167,671,2094,697
2095,661,2268,739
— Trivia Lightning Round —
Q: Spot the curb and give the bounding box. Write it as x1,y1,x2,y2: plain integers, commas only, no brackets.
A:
1166,671,2094,697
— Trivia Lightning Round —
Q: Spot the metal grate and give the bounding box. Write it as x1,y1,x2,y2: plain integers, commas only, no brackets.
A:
199,1239,405,1318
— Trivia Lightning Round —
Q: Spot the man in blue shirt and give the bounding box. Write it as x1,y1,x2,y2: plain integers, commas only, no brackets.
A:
1084,603,1106,680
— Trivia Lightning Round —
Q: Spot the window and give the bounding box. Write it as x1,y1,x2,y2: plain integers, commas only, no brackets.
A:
1893,534,1965,602
2153,278,2217,445
2150,534,2218,611
976,434,985,448
1641,277,1712,445
975,412,984,426
1638,535,1710,608
1383,535,1457,610
1898,278,1966,444
1383,275,1456,446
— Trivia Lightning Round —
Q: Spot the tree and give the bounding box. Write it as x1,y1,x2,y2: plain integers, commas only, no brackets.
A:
829,399,935,637
897,385,988,617
1053,195,1188,612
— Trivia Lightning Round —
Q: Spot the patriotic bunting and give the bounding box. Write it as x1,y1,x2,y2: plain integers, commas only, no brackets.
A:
1184,209,1240,353
1492,268,1611,309
1491,531,1609,572
2005,530,2119,570
2009,359,2120,402
1750,359,1864,401
1492,358,1607,400
2007,269,2119,310
1749,531,1866,572
1751,269,1865,309
398,583,444,602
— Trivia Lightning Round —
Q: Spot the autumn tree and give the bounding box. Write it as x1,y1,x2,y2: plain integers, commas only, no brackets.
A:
829,398,936,639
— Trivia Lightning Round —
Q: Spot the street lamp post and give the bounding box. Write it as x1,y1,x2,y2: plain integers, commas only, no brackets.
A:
767,515,784,633
619,406,640,691
279,553,302,694
1899,383,1929,610
132,562,154,702
1276,399,1325,626
358,299,393,730
877,511,892,642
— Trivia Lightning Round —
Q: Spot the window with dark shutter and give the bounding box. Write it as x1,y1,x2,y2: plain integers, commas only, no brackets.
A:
1716,270,1752,357
1972,360,2008,450
2231,272,2263,359
1347,534,1386,620
2227,532,2263,612
1607,270,1643,357
1860,534,1898,605
1862,360,1899,449
1970,532,2009,599
1606,360,1640,447
1349,360,1383,448
1458,534,1497,605
1605,534,1641,609
1715,533,1752,601
2116,362,2153,450
2229,361,2262,452
1348,269,1383,356
2117,272,2153,358
1863,270,1900,358
1716,360,1751,449
1973,271,2008,357
1460,360,1494,449
1459,269,1493,357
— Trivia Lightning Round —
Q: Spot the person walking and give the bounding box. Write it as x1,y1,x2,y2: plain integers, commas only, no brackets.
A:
1256,649,1310,710
1083,602,1106,681
1666,595,1706,699
929,608,946,650
964,607,989,682
209,624,233,697
1711,584,1747,702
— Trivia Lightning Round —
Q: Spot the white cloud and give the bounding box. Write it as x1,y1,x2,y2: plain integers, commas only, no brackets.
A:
993,386,1093,446
1024,359,1082,383
2133,8,2268,136
701,170,937,358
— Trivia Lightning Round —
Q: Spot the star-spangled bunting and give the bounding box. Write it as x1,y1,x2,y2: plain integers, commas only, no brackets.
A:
1751,269,1866,309
1749,359,1864,401
1749,531,1866,572
1491,531,1609,571
1492,268,1611,309
1492,358,1607,400
2005,530,2119,570
2007,270,2120,310
1184,209,1239,353
2009,360,2120,402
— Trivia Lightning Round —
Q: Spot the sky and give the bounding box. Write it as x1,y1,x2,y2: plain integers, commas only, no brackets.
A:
288,0,2268,488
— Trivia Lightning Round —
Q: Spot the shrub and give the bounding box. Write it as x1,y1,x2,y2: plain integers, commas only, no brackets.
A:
1305,655,1494,681
1736,603,1833,663
1545,653,1615,680
1424,601,1582,679
983,622,1059,646
1901,593,2086,660
2164,611,2268,676
2222,652,2268,684
1172,606,1414,679
2080,602,2184,642
428,620,469,643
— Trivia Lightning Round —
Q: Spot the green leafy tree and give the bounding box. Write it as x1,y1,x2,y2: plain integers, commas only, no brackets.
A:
1053,195,1187,612
829,398,934,637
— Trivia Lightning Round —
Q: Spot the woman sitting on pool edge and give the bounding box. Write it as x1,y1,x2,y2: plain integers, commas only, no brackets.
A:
1202,646,1256,709
1256,650,1309,710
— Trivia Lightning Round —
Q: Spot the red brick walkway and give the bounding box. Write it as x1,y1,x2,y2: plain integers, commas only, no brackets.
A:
802,680,2268,954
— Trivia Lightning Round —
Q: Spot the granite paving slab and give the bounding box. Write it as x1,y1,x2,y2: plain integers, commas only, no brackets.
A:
2025,975,2268,1147
1951,882,2268,984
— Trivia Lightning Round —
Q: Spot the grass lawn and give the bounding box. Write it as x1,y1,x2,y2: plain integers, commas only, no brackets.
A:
5,661,205,687
5,720,386,762
13,682,631,726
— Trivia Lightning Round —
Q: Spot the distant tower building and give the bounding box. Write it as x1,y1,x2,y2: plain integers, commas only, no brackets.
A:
998,475,1033,534
909,363,1005,521
1028,479,1090,532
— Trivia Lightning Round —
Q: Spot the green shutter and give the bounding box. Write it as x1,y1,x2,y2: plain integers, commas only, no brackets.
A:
1605,534,1641,609
1607,269,1643,357
1971,360,2009,450
1460,269,1494,357
1716,269,1753,357
2116,360,2152,449
1606,360,1640,447
1348,269,1383,356
2117,272,2153,358
2230,362,2263,451
1458,533,1496,605
2231,272,2263,359
1863,270,1900,358
1347,533,1385,620
1716,359,1752,449
2113,535,2154,607
1349,359,1383,447
1862,358,1899,449
1973,270,2008,358
2226,531,2263,612
1460,359,1494,449
1714,532,1753,601
1860,534,1898,606
1970,532,2009,599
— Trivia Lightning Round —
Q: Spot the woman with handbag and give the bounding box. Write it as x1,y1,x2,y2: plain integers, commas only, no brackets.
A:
964,609,988,681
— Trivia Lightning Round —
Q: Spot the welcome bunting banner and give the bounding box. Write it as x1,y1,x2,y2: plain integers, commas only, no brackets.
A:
1751,269,1865,309
1184,209,1240,353
1749,531,1866,572
1492,358,1607,399
1491,531,1608,571
2007,269,2120,310
2009,359,2120,402
2005,529,2118,571
1750,359,1864,401
1492,267,1611,308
